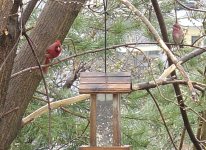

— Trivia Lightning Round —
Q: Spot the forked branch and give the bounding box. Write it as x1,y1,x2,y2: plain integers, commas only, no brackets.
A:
120,0,196,101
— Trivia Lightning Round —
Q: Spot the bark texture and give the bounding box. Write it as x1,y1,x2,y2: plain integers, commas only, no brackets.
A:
0,0,12,30
0,0,12,101
0,0,19,120
0,0,85,149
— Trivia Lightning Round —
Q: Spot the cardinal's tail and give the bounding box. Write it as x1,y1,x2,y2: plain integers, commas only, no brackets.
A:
43,57,51,74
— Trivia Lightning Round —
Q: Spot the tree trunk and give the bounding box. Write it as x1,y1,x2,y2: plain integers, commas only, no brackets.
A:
0,0,19,122
0,0,12,30
0,0,85,149
0,0,13,105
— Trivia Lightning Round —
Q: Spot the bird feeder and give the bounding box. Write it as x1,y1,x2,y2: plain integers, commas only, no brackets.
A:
79,72,132,150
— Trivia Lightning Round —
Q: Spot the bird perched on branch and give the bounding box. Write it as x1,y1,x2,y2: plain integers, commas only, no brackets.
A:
43,40,62,73
172,22,184,48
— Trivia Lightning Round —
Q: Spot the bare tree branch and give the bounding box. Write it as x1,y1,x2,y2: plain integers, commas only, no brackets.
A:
10,42,138,78
120,0,196,101
175,0,206,12
147,89,178,150
133,78,206,91
179,127,186,150
21,0,39,26
64,62,90,88
160,47,206,79
23,32,52,148
22,94,90,126
60,107,89,120
150,0,202,148
11,42,206,80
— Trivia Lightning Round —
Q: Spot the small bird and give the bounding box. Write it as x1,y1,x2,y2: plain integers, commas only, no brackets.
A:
172,22,184,48
43,40,62,73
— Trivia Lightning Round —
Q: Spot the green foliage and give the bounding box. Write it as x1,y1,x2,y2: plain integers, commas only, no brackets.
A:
12,102,89,150
11,0,206,149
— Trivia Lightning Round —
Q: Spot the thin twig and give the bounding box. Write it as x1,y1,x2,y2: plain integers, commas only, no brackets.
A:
10,42,206,79
56,120,90,150
120,0,196,101
174,1,177,23
60,107,89,120
175,0,206,13
133,78,206,91
0,107,19,118
10,42,138,78
23,32,52,149
22,94,90,126
0,36,21,72
33,96,48,103
159,46,206,79
179,127,186,150
147,89,178,150
192,35,206,46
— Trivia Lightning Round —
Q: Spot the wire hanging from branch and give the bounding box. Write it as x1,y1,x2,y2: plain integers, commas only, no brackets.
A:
103,0,108,73
174,0,178,23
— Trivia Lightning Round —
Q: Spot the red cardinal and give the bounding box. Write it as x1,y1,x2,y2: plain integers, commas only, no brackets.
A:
172,22,184,48
43,40,62,73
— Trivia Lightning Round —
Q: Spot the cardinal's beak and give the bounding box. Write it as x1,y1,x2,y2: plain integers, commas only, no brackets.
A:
57,46,61,51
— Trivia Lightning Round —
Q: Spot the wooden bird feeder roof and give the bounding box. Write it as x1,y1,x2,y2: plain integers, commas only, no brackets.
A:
79,145,132,150
79,72,132,94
